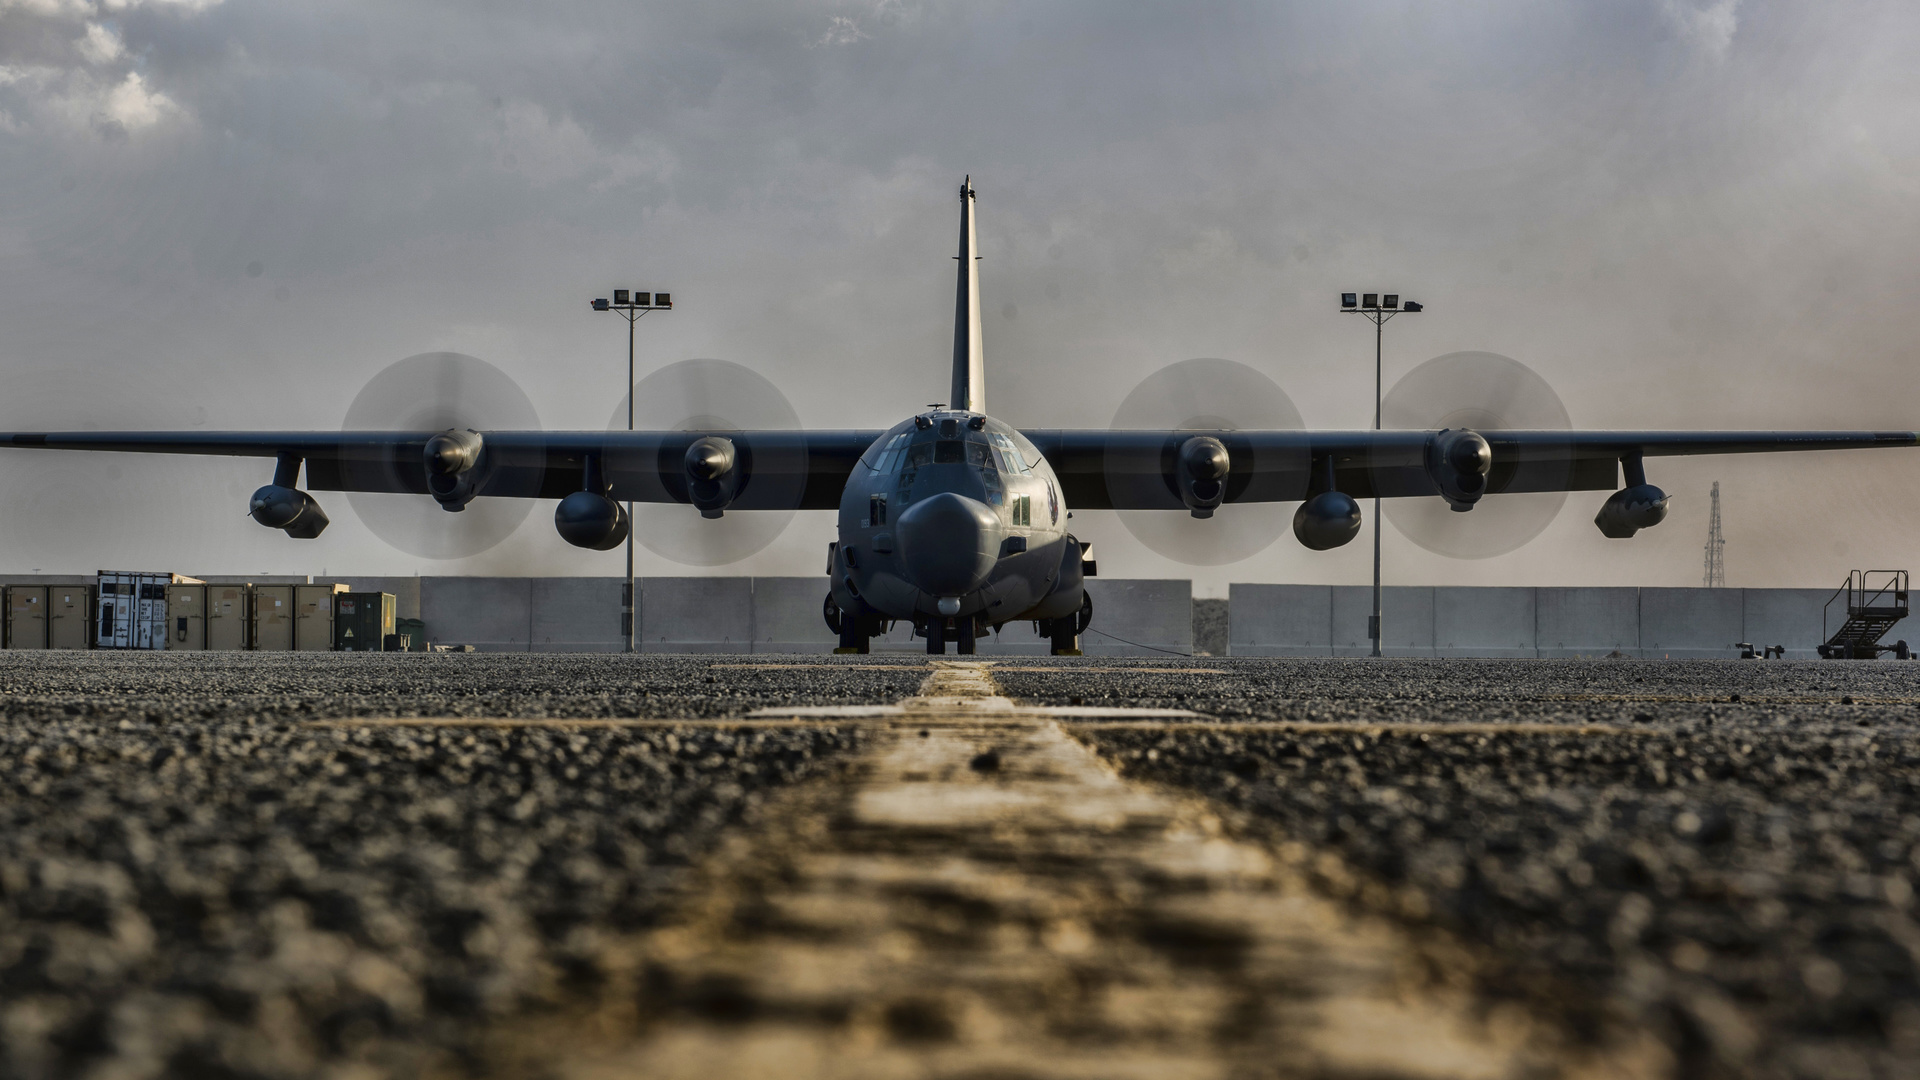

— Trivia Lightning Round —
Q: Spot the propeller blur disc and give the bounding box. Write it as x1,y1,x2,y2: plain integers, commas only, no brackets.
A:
340,352,541,560
607,359,802,566
1378,351,1570,560
1105,358,1308,566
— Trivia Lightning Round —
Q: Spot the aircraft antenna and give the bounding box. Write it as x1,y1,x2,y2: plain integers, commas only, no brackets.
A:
1703,480,1726,588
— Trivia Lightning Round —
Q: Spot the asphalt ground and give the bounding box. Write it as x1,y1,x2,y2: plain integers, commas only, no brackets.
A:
1,653,1916,1079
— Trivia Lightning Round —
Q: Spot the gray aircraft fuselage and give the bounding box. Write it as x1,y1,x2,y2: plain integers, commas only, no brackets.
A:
830,410,1086,645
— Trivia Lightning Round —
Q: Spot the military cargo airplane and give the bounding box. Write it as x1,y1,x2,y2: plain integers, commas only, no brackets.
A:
3,178,1913,654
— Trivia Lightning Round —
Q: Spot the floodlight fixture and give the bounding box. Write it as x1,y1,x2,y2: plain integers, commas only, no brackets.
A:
1403,300,1423,313
633,291,651,307
654,292,672,309
1382,294,1398,309
614,289,630,305
1362,292,1378,308
1341,293,1358,308
592,298,610,311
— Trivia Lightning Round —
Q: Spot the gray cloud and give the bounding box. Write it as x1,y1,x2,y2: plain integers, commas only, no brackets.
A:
1,0,1918,591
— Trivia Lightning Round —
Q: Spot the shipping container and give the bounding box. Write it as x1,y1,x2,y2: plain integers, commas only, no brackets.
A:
7,586,47,649
252,585,294,650
334,592,396,651
295,583,349,652
206,584,251,651
97,571,202,650
48,586,92,650
165,585,206,650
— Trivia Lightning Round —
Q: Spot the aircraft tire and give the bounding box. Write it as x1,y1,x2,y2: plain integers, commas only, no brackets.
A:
926,620,946,655
1049,621,1079,656
838,623,868,654
957,617,977,655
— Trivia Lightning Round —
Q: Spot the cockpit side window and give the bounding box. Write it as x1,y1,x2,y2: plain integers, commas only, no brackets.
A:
987,432,1031,474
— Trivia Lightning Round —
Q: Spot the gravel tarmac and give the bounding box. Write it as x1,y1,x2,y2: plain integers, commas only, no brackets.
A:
0,654,881,1079
4,653,1918,1079
1002,658,1920,1080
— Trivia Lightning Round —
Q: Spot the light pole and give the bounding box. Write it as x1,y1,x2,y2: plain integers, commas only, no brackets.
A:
1339,292,1422,658
591,288,672,653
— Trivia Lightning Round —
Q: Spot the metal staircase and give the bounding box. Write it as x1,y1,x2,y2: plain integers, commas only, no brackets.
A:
1820,570,1910,659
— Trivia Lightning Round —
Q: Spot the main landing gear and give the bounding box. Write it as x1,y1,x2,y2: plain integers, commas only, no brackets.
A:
1038,591,1094,657
824,595,881,655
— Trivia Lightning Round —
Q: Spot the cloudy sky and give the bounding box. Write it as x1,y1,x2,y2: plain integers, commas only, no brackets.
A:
1,0,1917,592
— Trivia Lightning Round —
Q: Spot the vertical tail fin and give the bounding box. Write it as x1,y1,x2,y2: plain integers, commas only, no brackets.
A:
950,177,984,414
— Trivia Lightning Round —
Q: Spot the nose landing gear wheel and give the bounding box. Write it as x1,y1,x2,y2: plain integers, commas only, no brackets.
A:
926,619,947,655
957,617,977,655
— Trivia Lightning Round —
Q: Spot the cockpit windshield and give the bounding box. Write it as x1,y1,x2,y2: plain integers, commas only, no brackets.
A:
871,424,1034,515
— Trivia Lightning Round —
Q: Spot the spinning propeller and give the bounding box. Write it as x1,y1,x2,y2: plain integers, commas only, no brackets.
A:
1376,351,1572,559
339,352,542,560
1101,351,1574,563
1104,358,1308,566
606,359,805,566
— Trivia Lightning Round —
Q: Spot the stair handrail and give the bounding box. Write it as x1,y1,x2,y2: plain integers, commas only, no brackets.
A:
1824,573,1852,645
1853,570,1909,615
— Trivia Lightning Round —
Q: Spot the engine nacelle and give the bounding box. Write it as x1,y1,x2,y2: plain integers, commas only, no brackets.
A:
1293,491,1362,550
685,436,738,518
1594,484,1669,539
1427,428,1493,510
1178,436,1229,518
554,491,631,550
249,485,330,539
424,429,485,511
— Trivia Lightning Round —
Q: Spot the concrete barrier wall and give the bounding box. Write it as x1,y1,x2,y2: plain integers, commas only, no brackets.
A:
0,572,1871,657
1536,588,1640,657
1742,590,1835,661
1230,584,1861,658
1435,587,1537,658
419,577,533,652
1228,584,1332,657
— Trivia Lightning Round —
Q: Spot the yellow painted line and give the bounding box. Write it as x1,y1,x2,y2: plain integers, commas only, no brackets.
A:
1540,693,1912,705
708,663,928,671
993,666,1227,674
301,716,866,729
1070,720,1645,736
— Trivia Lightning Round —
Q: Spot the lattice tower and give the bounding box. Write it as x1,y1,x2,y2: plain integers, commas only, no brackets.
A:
1703,480,1726,588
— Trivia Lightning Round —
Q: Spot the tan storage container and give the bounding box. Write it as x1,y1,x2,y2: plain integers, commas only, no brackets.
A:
295,583,349,652
165,584,207,650
48,586,91,650
7,586,47,649
253,585,294,651
207,584,251,651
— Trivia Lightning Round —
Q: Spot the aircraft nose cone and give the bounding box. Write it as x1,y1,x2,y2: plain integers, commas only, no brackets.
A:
896,492,1000,598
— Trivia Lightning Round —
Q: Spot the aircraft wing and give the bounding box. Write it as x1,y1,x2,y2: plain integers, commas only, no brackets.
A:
6,427,1913,513
0,430,886,511
1022,429,1920,510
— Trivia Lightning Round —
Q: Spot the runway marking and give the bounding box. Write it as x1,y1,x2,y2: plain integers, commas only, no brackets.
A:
1543,693,1919,705
1068,720,1646,736
713,663,1226,675
710,663,930,671
992,666,1227,674
301,717,867,729
481,660,1637,1078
